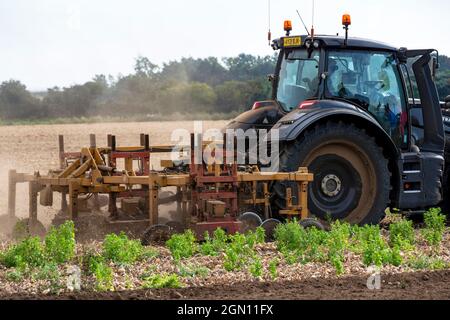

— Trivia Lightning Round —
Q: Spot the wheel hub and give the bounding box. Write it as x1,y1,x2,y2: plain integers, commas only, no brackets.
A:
321,174,342,197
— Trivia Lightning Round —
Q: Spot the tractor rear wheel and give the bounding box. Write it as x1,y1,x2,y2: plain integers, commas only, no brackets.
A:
272,122,391,225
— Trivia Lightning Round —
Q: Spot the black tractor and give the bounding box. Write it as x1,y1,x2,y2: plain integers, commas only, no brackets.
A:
226,18,450,225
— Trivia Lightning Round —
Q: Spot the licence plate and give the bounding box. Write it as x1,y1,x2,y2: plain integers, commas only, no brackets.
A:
283,36,302,47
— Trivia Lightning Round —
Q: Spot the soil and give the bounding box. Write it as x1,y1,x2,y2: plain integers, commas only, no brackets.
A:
2,270,449,300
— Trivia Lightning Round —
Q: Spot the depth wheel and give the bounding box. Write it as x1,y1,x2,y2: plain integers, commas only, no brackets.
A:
238,212,263,234
141,224,173,246
261,219,281,242
299,218,326,230
272,122,390,225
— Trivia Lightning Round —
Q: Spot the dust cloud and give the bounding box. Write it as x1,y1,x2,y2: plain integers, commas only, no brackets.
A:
0,120,228,238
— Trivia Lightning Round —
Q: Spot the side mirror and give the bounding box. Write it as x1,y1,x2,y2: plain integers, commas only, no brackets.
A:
267,74,275,82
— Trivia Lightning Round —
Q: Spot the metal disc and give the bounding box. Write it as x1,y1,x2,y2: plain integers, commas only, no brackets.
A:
261,218,281,242
238,212,263,234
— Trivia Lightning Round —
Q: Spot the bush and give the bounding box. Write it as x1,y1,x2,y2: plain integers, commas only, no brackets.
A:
0,237,46,268
102,232,144,265
389,219,415,250
422,208,446,247
166,230,198,261
45,221,76,264
141,274,182,289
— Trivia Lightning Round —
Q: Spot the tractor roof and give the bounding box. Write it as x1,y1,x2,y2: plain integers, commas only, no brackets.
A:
274,35,398,52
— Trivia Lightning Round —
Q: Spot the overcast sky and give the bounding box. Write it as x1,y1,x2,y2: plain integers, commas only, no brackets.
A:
1,0,449,91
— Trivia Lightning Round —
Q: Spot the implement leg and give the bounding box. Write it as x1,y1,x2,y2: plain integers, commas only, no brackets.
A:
109,193,118,220
68,181,79,220
148,173,159,226
29,181,38,224
8,170,17,219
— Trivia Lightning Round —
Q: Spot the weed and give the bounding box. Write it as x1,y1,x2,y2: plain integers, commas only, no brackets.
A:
0,237,46,268
141,273,182,289
45,221,76,264
88,255,114,291
268,259,278,280
422,208,446,247
389,219,415,250
407,255,448,270
359,225,402,267
327,221,351,275
5,269,25,282
33,263,60,282
249,257,263,278
177,263,210,278
102,232,144,265
166,230,198,261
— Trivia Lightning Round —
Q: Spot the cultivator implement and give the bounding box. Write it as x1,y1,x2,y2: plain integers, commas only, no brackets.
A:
7,133,314,242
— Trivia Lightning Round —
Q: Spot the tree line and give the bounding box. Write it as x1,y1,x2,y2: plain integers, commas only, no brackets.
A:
0,53,449,121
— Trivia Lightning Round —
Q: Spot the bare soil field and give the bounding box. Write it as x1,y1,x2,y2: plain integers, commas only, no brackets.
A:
3,270,449,300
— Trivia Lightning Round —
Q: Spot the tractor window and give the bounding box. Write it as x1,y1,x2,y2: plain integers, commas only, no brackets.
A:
326,50,407,146
277,49,320,111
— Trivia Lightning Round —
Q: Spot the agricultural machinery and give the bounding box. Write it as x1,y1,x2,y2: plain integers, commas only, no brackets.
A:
226,14,450,225
4,14,450,242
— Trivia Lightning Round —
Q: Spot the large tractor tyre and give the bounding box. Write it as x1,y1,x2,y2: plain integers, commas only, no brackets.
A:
272,122,391,225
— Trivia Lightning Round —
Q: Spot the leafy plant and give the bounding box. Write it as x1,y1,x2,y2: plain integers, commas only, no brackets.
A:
45,221,76,264
102,232,144,265
0,237,46,268
33,262,60,282
389,219,415,250
166,230,198,261
249,257,263,278
422,208,446,247
88,255,114,291
141,273,182,289
177,263,210,278
268,259,278,280
407,255,448,270
5,269,25,282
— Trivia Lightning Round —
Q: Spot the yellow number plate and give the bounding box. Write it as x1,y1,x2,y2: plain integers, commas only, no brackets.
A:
283,37,302,47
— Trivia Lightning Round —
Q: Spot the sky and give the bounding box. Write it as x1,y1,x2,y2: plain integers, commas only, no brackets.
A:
0,0,449,91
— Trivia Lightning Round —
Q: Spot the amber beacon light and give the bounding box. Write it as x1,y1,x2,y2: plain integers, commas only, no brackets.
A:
342,14,351,27
284,20,292,36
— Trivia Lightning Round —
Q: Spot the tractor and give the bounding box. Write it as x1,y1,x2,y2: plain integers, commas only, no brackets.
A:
226,15,450,225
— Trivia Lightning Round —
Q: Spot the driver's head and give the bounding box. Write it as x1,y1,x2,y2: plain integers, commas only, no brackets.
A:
328,59,338,73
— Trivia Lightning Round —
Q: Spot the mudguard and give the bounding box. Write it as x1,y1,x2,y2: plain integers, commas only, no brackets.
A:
271,100,400,158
